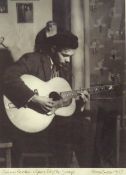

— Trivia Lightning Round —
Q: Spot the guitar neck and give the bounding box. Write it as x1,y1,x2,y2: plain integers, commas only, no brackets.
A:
60,84,122,99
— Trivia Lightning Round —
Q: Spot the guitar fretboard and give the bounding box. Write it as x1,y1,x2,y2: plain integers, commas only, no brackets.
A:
60,84,122,99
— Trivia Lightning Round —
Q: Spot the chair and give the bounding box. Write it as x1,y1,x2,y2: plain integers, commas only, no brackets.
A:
18,145,74,167
0,44,14,168
19,152,54,167
116,115,121,167
116,115,126,167
0,141,13,167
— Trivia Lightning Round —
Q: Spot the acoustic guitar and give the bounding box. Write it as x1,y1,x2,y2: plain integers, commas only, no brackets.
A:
3,74,121,133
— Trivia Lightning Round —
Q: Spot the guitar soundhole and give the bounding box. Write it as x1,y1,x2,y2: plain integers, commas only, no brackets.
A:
49,92,62,101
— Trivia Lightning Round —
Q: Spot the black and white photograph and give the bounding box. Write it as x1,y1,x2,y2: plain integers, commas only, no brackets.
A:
16,3,33,23
0,0,8,13
0,0,125,174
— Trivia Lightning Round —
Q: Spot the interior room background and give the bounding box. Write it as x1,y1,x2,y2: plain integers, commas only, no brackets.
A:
0,0,125,168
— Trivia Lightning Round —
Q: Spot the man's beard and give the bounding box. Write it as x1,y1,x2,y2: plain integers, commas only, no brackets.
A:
51,52,70,71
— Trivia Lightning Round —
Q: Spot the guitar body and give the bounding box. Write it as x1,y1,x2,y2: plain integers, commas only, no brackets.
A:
3,75,76,133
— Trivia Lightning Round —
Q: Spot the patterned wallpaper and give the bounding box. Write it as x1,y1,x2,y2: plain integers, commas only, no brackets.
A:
89,0,125,112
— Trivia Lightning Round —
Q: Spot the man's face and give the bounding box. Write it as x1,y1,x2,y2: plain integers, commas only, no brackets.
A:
46,22,57,33
57,49,75,67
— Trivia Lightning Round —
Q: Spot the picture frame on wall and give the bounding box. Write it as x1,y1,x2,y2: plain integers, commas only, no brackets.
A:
16,3,33,23
0,0,8,13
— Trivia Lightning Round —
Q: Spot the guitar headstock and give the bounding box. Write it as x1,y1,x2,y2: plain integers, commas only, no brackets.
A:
90,83,124,100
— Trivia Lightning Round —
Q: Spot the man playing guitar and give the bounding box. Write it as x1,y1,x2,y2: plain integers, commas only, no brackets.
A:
3,31,90,167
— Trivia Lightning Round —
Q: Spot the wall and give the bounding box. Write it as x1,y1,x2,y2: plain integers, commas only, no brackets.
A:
0,0,52,61
89,0,125,167
89,0,125,112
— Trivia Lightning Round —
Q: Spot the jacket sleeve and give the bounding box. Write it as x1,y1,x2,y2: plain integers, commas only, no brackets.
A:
3,53,35,108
